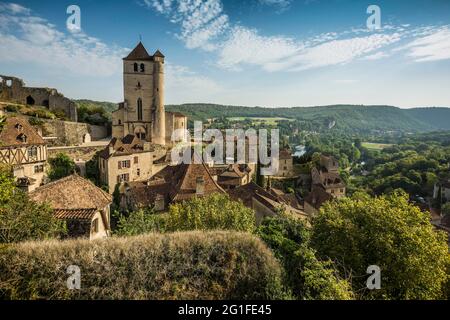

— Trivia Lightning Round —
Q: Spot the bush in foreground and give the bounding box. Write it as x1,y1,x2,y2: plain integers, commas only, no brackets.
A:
0,231,286,300
311,191,450,300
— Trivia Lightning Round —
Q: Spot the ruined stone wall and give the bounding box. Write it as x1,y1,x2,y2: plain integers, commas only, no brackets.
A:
41,120,108,146
0,75,77,122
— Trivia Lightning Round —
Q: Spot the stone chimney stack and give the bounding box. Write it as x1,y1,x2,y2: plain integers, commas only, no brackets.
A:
196,177,205,196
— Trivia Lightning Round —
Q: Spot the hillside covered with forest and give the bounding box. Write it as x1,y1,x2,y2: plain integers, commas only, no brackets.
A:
165,104,450,133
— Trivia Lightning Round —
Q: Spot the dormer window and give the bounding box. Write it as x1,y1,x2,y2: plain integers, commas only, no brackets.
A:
15,123,23,131
17,133,27,143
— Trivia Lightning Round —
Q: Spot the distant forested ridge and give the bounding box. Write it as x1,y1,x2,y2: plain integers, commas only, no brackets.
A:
166,104,450,133
73,100,450,133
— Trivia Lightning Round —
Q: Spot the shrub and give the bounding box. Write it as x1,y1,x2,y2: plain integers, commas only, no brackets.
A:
167,193,256,233
0,231,286,300
48,153,76,181
311,191,450,300
258,215,353,300
5,105,19,113
114,210,168,236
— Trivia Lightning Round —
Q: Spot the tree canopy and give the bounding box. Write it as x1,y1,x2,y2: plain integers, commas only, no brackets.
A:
311,191,450,300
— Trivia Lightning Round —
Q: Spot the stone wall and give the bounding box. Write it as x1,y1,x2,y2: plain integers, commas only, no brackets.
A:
41,120,109,146
0,74,77,122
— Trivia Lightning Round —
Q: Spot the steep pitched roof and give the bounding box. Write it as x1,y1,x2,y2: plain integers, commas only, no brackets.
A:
125,155,225,207
304,186,333,210
123,42,153,61
99,135,149,159
0,117,45,147
30,174,112,210
279,149,292,160
154,49,165,58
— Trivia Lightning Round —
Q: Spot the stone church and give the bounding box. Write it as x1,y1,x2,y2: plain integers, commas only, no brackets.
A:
112,42,187,146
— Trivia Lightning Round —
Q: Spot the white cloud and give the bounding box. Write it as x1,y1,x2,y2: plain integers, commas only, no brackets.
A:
403,26,450,62
218,27,402,72
361,51,390,61
142,0,229,51
0,2,127,77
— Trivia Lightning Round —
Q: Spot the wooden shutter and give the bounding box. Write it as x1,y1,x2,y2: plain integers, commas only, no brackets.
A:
118,161,122,169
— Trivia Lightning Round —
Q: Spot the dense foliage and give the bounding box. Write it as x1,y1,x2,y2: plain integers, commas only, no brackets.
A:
167,194,256,233
0,166,66,243
311,191,450,300
258,215,353,300
48,153,76,181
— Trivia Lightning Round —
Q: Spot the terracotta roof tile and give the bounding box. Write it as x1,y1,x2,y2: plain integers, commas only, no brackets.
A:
30,174,112,210
54,209,97,220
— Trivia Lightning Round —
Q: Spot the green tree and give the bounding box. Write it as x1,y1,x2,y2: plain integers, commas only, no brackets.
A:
258,215,353,300
167,193,256,233
114,209,168,236
0,167,66,243
311,191,450,300
48,153,76,181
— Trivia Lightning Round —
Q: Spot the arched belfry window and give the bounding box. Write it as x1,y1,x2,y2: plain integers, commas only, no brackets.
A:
134,63,138,72
140,63,145,72
137,98,143,121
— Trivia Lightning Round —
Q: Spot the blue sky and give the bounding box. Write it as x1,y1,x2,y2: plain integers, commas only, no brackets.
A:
0,0,450,108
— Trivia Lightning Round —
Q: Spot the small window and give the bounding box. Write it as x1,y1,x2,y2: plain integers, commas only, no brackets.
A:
28,147,38,157
137,169,140,177
117,173,130,183
34,165,44,173
92,218,99,233
140,63,145,72
134,156,139,164
134,63,138,72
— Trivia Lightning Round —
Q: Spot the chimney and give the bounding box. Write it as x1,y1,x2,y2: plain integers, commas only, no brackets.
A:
196,177,205,196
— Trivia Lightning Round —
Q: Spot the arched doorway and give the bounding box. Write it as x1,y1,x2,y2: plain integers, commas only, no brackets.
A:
26,96,35,105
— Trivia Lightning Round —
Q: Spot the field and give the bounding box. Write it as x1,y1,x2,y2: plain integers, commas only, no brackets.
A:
228,117,294,125
361,142,393,151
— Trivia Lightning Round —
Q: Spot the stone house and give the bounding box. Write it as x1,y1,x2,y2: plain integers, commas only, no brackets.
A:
209,164,252,190
0,117,47,192
29,174,112,240
99,134,153,193
277,149,294,177
228,182,308,224
304,185,334,215
311,167,346,198
120,160,225,212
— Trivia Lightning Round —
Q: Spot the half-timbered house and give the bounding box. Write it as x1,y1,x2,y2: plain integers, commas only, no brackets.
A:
0,116,47,191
